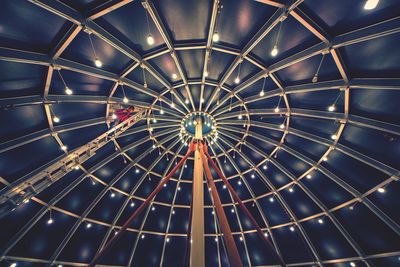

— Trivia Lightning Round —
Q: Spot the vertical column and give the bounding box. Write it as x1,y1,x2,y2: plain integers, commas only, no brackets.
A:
190,118,205,267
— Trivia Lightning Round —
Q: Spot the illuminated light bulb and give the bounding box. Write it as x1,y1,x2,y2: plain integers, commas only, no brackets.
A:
185,99,189,104
141,234,145,239
151,206,156,211
234,76,240,84
223,184,227,189
323,157,328,162
23,198,30,204
238,114,243,120
130,202,135,207
53,116,60,123
328,105,336,112
86,223,92,228
274,107,280,113
279,123,285,129
123,97,129,103
58,265,63,267
111,113,117,120
331,134,337,140
172,210,175,214
263,164,268,170
152,118,157,123
178,186,181,191
135,168,140,174
74,165,80,170
212,32,220,42
215,237,218,242
289,226,295,232
160,109,164,115
239,236,243,242
110,192,115,198
289,187,294,193
312,74,318,83
163,183,167,187
204,71,209,77
201,98,205,103
306,174,312,179
188,121,192,126
264,232,268,237
377,187,385,193
184,164,187,168
364,0,379,10
147,34,155,45
170,102,175,108
61,145,67,151
259,90,265,97
94,58,102,68
152,144,156,149
251,173,255,179
212,210,215,215
172,73,178,80
166,237,170,243
269,197,274,202
65,87,73,95
350,262,356,267
231,208,235,213
318,218,324,224
10,263,17,267
238,180,242,185
47,218,54,225
271,45,278,57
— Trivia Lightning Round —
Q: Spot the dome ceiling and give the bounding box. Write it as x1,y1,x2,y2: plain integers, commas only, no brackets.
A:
0,0,400,266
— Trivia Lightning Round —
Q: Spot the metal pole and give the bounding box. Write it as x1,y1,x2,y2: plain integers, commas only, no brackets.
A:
205,149,287,267
190,118,205,267
199,142,243,267
88,142,196,267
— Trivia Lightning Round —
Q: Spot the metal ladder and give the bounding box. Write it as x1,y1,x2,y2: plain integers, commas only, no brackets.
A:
0,108,148,218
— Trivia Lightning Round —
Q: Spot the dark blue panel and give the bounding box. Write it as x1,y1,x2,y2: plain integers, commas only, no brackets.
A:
168,207,189,234
162,236,187,266
258,196,291,226
52,102,105,125
143,204,170,232
130,234,164,266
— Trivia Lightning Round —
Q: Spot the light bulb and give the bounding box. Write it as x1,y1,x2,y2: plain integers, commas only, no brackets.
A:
259,90,265,97
364,0,379,10
323,157,328,162
201,98,205,103
188,121,192,126
204,71,209,77
312,74,318,83
111,113,117,120
166,237,170,243
223,184,227,189
65,87,73,95
331,134,337,140
350,262,356,267
238,114,243,120
61,145,67,151
123,97,129,103
239,236,243,241
251,173,255,179
263,165,268,170
318,218,324,224
94,58,102,68
215,237,218,242
10,263,17,267
152,144,156,149
53,116,60,123
290,226,295,232
151,206,155,211
141,234,145,239
185,99,189,104
264,232,268,237
271,45,278,57
269,197,274,202
377,187,385,193
86,223,92,228
147,34,155,45
274,107,280,113
47,218,54,225
231,208,235,213
289,187,294,193
130,202,135,207
279,123,285,129
135,168,140,174
170,102,175,108
172,73,177,80
160,109,164,115
306,174,312,179
74,165,80,170
238,180,242,185
234,76,240,84
328,105,336,112
110,192,115,198
212,32,220,42
178,186,181,191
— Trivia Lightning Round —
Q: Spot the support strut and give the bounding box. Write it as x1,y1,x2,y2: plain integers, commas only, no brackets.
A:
199,142,243,267
204,148,287,267
88,142,196,267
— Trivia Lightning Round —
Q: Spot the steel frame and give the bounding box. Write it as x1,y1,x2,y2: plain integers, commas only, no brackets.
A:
1,0,399,266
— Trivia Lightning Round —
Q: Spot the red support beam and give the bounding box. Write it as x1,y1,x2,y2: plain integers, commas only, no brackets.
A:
199,142,243,267
205,147,287,267
88,142,196,267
